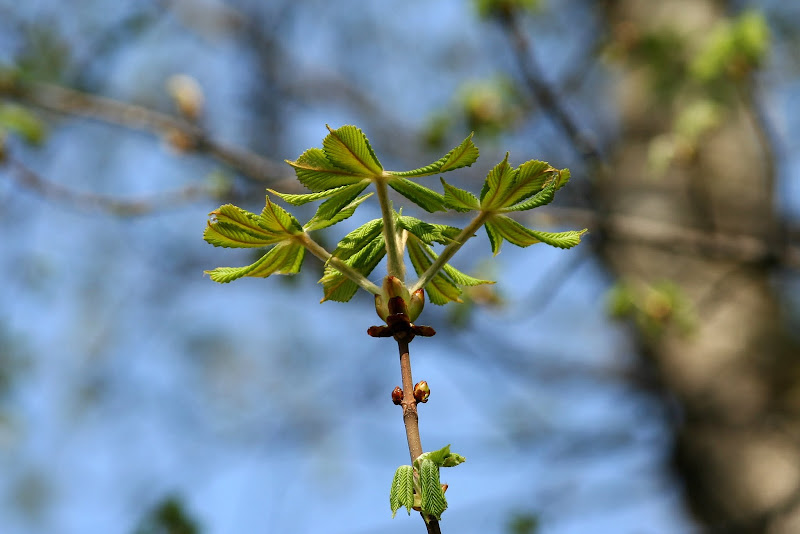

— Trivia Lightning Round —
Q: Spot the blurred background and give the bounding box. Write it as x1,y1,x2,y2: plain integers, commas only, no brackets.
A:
1,0,799,533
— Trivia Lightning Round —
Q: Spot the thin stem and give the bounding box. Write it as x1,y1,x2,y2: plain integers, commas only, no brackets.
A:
410,211,489,293
375,176,405,281
396,337,442,534
295,233,382,295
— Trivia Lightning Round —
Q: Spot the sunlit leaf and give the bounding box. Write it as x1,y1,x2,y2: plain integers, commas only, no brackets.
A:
387,178,446,213
489,215,587,249
320,234,386,302
389,465,415,518
419,459,447,520
389,133,479,177
397,215,461,245
304,193,372,232
286,147,370,192
440,178,480,212
204,204,288,248
205,241,305,283
479,153,515,210
322,124,383,175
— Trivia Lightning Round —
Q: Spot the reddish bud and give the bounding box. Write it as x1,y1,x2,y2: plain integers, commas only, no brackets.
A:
413,381,430,403
391,386,403,405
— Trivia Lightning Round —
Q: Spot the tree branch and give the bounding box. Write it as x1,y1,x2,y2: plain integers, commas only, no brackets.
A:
1,78,293,185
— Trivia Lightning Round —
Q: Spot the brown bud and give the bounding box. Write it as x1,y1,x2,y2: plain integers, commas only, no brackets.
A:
391,386,403,405
413,381,430,403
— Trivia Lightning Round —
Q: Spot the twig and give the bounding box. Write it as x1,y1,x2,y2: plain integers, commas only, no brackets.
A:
2,154,208,216
1,79,292,185
395,337,442,534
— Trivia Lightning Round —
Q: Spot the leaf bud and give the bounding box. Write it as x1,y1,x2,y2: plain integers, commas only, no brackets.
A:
375,276,411,322
391,386,403,405
413,381,430,403
408,288,425,322
166,74,204,121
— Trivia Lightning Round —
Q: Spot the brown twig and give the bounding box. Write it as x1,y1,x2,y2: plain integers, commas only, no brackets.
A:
1,79,293,185
395,337,441,534
2,154,209,216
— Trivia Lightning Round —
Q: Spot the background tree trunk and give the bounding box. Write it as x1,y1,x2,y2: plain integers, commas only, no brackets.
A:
598,1,800,532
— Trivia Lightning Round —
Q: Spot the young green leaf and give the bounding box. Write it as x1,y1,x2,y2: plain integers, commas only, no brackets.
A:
414,444,466,469
388,133,479,177
406,238,463,305
303,193,372,232
311,182,370,222
205,241,305,283
267,185,358,206
489,215,587,249
396,215,461,246
204,204,289,248
501,174,557,212
418,459,447,521
259,197,303,235
387,177,446,213
322,124,383,176
479,153,516,210
331,219,385,259
320,234,386,302
389,465,415,518
285,147,368,192
440,178,480,212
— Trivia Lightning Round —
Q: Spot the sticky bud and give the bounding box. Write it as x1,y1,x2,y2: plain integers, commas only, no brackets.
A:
413,381,430,403
375,276,411,322
408,288,425,322
391,386,403,405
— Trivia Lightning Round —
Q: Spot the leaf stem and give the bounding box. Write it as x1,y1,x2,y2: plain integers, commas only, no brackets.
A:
296,233,382,295
375,176,405,281
396,337,442,534
410,211,490,293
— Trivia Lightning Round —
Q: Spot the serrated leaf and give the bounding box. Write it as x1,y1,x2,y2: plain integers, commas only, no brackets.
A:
406,238,462,305
499,160,556,205
389,133,479,177
323,124,383,175
286,147,371,192
419,459,447,521
312,182,370,222
501,174,557,212
390,465,415,518
441,263,494,286
204,204,288,248
387,178,446,213
480,153,516,210
259,197,303,235
415,444,467,469
320,234,386,302
205,241,305,283
415,445,452,467
397,215,461,245
304,193,372,232
331,218,384,259
441,452,466,468
484,220,503,255
440,178,480,212
490,215,587,249
267,185,355,206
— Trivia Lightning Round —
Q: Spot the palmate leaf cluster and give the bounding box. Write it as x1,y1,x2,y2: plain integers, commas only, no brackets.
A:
203,124,585,305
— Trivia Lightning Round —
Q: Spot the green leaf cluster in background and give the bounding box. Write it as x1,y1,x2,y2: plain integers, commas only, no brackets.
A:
389,445,465,521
